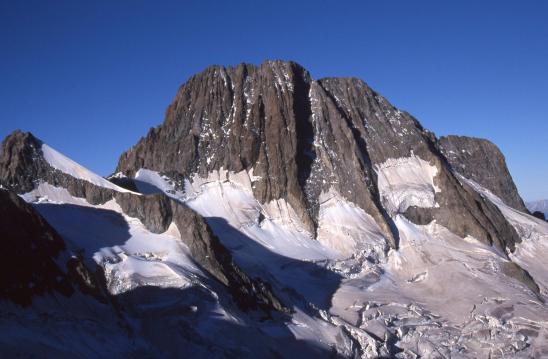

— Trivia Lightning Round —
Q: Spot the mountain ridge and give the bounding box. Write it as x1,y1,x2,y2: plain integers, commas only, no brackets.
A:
115,60,523,255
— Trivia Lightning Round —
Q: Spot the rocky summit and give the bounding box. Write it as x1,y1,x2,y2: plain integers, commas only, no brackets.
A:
116,61,521,253
1,60,548,358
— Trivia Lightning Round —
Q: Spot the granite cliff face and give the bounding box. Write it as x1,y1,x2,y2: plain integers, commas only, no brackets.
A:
439,135,527,212
116,60,521,254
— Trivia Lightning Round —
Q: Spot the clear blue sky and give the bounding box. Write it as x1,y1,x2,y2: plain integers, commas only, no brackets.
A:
1,0,547,200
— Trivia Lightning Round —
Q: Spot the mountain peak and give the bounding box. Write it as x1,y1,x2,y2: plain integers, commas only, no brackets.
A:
115,62,522,254
0,130,43,193
0,130,130,203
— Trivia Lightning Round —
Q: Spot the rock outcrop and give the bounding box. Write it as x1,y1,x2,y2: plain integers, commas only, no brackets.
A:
439,135,528,212
532,211,546,221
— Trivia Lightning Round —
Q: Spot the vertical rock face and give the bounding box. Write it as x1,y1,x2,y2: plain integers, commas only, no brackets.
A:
439,135,528,212
116,61,319,234
116,60,521,253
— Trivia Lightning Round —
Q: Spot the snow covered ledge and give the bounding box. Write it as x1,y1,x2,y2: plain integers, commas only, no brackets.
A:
375,155,440,216
41,143,133,193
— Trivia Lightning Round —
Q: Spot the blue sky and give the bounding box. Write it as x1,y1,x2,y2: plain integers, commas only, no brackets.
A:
1,0,547,200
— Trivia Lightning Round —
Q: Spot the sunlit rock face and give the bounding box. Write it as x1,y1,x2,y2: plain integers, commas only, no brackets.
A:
116,60,521,254
439,135,528,212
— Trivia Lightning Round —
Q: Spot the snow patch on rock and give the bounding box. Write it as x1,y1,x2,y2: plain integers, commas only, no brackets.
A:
134,168,184,197
22,182,92,205
317,189,387,260
376,155,440,215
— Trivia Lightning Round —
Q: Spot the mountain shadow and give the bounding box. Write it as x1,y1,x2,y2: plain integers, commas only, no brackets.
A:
32,203,132,262
204,217,343,313
115,284,345,358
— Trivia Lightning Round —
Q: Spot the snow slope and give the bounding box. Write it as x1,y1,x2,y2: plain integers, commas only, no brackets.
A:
317,189,387,263
136,169,399,354
461,176,548,296
376,155,440,215
331,213,548,357
135,167,388,264
185,171,337,262
16,180,364,356
134,167,548,357
41,143,132,192
23,183,202,295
